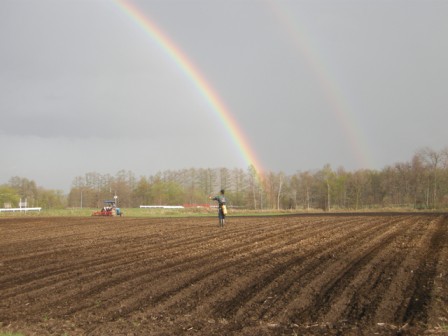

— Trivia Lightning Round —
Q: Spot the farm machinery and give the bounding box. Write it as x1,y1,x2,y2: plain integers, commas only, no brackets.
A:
92,200,122,217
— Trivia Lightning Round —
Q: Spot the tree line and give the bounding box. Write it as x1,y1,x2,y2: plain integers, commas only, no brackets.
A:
67,147,448,210
0,177,65,209
2,147,448,210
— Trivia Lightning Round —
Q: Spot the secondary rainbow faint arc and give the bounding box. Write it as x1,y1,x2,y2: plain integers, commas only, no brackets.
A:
114,0,264,176
268,1,373,169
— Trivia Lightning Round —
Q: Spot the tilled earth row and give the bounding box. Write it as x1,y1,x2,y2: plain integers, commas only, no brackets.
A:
0,214,447,335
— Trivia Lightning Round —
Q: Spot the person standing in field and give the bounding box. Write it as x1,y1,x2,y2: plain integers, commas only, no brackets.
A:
209,189,227,228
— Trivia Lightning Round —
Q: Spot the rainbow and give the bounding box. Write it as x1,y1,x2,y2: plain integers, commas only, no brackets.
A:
268,2,373,169
113,0,264,176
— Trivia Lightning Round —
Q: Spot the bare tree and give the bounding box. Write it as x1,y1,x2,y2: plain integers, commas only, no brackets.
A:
417,147,442,208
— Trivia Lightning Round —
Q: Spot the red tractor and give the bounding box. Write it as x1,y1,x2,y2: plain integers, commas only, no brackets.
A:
92,200,123,217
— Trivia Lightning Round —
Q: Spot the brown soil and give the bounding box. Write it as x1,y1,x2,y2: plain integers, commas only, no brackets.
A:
0,214,447,335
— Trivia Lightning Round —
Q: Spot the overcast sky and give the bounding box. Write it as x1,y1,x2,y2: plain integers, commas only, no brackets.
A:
1,0,447,191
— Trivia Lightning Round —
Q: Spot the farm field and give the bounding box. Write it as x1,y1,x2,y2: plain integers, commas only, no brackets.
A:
1,214,447,335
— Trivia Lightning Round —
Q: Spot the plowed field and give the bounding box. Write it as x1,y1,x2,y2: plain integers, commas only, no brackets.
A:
1,214,447,335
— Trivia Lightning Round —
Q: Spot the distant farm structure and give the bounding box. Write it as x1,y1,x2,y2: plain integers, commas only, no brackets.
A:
0,207,42,213
140,205,184,209
0,198,42,213
140,204,212,209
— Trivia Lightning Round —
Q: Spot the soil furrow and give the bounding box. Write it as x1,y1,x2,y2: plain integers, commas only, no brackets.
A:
255,217,412,324
210,217,395,320
399,215,448,326
326,217,425,325
1,214,446,336
373,215,446,327
50,216,347,319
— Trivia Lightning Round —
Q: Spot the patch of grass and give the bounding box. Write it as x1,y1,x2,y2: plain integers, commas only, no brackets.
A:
0,333,26,336
4,207,420,218
0,207,304,218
